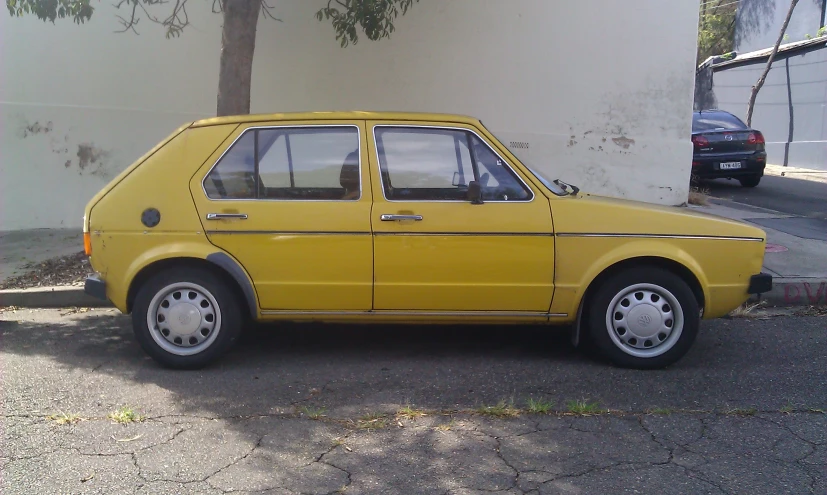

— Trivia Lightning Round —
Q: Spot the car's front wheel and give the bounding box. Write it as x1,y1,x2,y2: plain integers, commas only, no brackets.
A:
585,267,700,369
132,267,243,369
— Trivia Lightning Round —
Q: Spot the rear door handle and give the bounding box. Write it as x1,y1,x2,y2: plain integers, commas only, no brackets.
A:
206,213,248,220
380,214,423,222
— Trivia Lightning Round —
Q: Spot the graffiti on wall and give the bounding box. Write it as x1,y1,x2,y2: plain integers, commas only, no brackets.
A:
784,282,827,305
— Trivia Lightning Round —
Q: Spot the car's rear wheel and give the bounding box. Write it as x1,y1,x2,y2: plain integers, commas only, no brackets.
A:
585,267,700,369
739,175,761,187
132,267,242,369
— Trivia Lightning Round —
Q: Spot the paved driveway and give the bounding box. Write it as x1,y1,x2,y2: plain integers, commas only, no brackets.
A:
1,309,825,494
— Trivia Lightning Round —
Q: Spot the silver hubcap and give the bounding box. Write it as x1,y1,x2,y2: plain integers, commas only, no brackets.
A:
147,282,222,356
605,283,684,358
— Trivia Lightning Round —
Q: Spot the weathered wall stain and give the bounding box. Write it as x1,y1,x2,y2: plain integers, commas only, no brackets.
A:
76,143,114,179
19,120,53,138
15,116,116,181
612,136,636,149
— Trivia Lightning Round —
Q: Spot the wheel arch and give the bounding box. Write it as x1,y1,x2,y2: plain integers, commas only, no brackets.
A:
572,256,706,347
126,254,258,318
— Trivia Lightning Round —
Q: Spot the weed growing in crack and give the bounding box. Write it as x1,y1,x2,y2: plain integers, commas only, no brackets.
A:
724,407,757,417
807,407,825,414
475,400,520,418
108,406,144,424
525,398,554,414
300,406,327,420
781,401,796,414
47,411,84,425
434,419,457,432
396,405,427,420
357,412,389,430
565,399,604,416
647,407,672,416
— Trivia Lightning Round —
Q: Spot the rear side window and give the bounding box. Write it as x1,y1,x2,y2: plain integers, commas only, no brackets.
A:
692,112,748,132
204,126,360,200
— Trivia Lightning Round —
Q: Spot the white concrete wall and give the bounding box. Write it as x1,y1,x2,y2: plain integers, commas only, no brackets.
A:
736,0,826,52
712,47,827,170
1,0,700,231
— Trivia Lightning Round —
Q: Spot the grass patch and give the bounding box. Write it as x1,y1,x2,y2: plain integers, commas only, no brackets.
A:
724,407,757,417
729,300,766,318
566,400,605,416
475,400,520,418
434,419,456,432
781,401,796,414
688,186,710,206
525,398,554,414
47,411,84,425
356,412,389,430
646,407,673,416
396,405,427,421
108,406,144,424
300,406,327,420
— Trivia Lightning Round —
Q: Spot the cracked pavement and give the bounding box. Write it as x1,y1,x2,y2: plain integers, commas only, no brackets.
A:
1,309,825,494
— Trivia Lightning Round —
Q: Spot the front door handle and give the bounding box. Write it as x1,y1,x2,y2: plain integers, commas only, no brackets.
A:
380,214,423,222
206,213,248,220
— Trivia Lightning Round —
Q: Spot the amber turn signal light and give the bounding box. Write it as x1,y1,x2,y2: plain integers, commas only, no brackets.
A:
84,232,92,256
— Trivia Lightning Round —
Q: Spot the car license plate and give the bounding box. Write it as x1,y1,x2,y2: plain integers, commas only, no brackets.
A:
719,161,742,170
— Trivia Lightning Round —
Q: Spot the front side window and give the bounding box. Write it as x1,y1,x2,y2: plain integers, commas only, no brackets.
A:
204,126,360,200
374,126,532,202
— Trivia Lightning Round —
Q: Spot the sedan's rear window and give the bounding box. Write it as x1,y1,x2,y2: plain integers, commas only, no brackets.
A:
692,111,748,132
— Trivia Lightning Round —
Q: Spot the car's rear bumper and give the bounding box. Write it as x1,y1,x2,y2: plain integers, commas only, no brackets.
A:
692,152,766,179
748,272,773,294
84,275,108,301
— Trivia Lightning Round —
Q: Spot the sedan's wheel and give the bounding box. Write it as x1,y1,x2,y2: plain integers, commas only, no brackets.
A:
132,268,242,369
586,267,700,369
739,175,761,187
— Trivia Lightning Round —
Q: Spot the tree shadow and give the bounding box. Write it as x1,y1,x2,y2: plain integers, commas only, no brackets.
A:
2,311,824,492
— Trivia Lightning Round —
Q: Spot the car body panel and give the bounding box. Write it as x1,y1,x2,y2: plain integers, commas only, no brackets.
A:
82,111,769,328
85,124,241,311
188,120,375,311
366,120,556,313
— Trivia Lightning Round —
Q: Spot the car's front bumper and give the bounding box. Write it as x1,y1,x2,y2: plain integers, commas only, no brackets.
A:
84,275,108,301
748,272,773,294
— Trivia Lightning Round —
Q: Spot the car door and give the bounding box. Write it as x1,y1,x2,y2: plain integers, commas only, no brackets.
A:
367,121,555,313
189,120,373,312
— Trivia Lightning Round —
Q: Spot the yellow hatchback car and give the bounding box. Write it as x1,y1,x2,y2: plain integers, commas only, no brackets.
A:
82,111,772,370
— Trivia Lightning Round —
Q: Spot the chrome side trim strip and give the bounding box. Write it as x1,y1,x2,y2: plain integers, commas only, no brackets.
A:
206,231,371,236
261,310,568,318
373,232,551,237
555,233,764,242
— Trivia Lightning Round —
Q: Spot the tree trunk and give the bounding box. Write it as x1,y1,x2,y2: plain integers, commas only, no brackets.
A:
217,1,261,116
746,0,798,126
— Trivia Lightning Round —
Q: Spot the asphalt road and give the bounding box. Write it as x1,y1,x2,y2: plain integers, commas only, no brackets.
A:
1,309,825,494
705,174,827,220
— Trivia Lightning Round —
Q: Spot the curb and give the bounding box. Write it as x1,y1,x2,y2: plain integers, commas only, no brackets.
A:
750,278,827,308
2,279,825,310
0,286,113,309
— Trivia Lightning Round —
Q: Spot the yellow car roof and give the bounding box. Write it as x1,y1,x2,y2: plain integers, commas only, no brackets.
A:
191,111,481,128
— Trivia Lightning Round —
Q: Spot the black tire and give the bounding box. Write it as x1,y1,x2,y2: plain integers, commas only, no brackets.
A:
584,267,700,370
132,267,243,369
739,175,761,187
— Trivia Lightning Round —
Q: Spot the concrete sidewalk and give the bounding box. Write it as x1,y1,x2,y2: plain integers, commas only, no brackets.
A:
697,198,827,307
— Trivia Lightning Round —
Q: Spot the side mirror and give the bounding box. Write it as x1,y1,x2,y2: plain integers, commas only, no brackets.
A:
467,180,484,205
